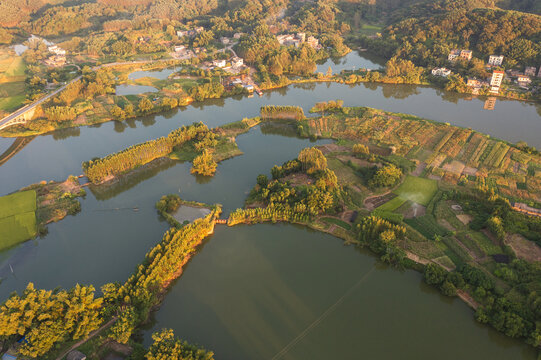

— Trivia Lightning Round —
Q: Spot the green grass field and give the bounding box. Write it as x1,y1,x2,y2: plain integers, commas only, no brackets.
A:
375,196,406,211
394,176,438,206
0,190,37,250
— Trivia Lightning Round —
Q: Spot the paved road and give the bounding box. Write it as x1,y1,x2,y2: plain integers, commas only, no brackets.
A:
0,58,176,129
0,75,81,128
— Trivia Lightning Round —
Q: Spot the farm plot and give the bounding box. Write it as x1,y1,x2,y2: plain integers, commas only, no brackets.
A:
394,176,438,206
0,190,37,250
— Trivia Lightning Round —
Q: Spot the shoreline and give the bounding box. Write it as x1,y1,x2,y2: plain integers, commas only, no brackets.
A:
1,75,538,139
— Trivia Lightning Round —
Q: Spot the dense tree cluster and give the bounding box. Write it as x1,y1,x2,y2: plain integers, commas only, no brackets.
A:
191,149,218,176
260,105,305,120
117,209,220,321
146,328,215,360
378,5,541,68
310,100,344,115
369,164,403,188
0,283,103,357
156,194,182,214
83,123,212,183
356,216,407,265
246,148,340,219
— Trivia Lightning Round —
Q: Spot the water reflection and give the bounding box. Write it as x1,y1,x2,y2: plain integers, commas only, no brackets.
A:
52,127,80,140
88,158,178,201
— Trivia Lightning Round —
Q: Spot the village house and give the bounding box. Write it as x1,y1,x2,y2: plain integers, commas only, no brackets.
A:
467,78,482,87
213,59,226,68
448,49,472,62
231,56,244,67
233,33,243,39
176,30,188,38
277,34,302,48
524,66,537,77
173,45,186,53
517,74,532,88
431,67,451,77
488,55,504,66
488,70,504,94
48,45,66,56
44,55,66,67
220,37,231,45
448,49,461,61
538,67,541,77
490,70,504,87
460,50,473,61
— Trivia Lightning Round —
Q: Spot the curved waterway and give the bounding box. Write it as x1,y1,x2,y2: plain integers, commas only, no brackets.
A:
145,224,537,360
0,54,539,359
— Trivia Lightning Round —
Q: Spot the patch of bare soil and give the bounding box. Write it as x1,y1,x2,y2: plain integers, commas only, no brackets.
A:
282,172,313,186
411,162,426,176
456,214,472,225
364,192,396,211
336,155,381,168
317,143,348,155
402,203,426,219
462,166,478,176
438,219,456,231
506,234,541,263
442,160,465,175
74,114,88,125
60,178,82,193
405,251,429,265
367,144,392,156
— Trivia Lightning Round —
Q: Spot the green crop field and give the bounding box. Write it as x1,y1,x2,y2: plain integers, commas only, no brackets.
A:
0,190,37,250
394,176,438,206
375,196,407,211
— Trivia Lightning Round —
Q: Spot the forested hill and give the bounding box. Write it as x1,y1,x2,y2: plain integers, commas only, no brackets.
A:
0,0,78,27
354,0,541,69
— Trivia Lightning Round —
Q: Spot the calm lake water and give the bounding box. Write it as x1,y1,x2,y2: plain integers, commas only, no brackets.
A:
0,54,540,359
115,84,158,96
316,50,384,73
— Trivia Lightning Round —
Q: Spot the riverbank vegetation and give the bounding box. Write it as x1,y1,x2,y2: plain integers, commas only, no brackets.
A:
224,101,541,349
0,202,221,359
83,122,239,184
156,194,213,228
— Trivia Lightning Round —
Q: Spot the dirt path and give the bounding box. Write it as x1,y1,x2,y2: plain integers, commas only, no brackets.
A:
405,251,430,265
56,317,118,360
453,236,485,262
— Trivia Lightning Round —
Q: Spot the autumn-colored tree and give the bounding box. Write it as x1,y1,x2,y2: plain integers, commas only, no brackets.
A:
369,164,402,188
191,149,217,176
298,147,327,174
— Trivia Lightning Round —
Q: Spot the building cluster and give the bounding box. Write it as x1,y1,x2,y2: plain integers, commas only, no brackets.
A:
211,56,244,69
276,33,320,49
45,45,67,67
431,67,451,77
448,49,472,62
467,64,540,94
506,65,540,89
176,26,205,38
222,74,254,93
487,55,504,66
466,70,504,94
